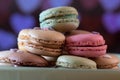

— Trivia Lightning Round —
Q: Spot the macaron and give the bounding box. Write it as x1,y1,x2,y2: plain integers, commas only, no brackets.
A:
18,29,31,51
92,54,120,69
56,55,97,69
39,6,80,33
0,50,13,66
24,29,65,57
65,32,107,57
8,49,48,67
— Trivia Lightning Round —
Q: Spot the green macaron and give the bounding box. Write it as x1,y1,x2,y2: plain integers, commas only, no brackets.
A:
39,6,80,33
56,55,97,69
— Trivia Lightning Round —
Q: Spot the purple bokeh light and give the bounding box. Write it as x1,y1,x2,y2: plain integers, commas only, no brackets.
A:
102,13,120,34
16,0,43,14
0,30,16,50
41,0,72,10
100,0,120,12
49,0,72,7
10,13,35,34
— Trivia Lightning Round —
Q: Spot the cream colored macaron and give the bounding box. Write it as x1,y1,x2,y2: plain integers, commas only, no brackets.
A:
18,29,32,51
56,55,97,69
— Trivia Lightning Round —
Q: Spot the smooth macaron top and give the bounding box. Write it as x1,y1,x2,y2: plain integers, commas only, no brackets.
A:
56,55,97,69
29,29,65,42
8,49,48,66
66,33,105,46
40,6,78,22
93,54,119,67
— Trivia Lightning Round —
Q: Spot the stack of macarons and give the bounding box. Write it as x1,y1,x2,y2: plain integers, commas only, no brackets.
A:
57,30,119,69
17,27,65,66
0,6,119,69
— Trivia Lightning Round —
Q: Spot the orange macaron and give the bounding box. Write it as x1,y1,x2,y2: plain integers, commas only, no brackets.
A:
92,54,120,69
20,28,65,57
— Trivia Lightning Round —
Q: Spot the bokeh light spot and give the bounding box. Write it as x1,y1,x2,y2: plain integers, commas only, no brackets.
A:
102,13,119,34
100,0,120,12
49,0,72,7
0,30,16,50
16,0,43,14
10,13,35,34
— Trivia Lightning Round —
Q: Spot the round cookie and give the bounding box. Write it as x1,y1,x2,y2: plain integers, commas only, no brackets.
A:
39,6,80,33
8,49,48,67
92,54,120,69
65,33,107,57
25,29,65,56
56,55,97,69
18,29,31,51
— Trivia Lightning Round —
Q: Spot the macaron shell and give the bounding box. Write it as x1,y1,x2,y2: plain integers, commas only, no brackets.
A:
40,18,79,32
40,6,78,22
0,63,13,67
18,29,31,51
28,29,65,49
67,45,107,57
25,44,62,57
56,55,97,69
111,66,119,69
28,29,65,42
0,50,13,63
17,29,31,42
66,33,105,46
30,37,63,49
93,54,120,69
8,51,48,67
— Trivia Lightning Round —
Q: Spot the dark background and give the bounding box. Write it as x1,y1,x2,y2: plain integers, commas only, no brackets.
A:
0,0,120,53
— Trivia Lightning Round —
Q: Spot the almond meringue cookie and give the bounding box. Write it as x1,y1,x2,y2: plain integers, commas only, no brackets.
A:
24,29,65,57
92,54,120,69
39,6,80,33
17,29,32,51
56,55,97,69
65,33,107,57
8,49,48,67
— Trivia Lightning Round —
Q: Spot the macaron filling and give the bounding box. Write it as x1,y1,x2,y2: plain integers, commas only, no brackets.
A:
30,37,64,46
40,14,77,23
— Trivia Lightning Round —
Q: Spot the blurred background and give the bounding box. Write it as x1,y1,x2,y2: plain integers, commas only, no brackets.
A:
0,0,120,53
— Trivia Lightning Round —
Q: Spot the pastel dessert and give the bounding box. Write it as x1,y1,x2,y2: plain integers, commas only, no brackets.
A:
18,29,31,51
92,54,120,69
39,6,80,33
0,50,13,66
56,55,97,69
8,49,48,67
24,29,65,57
66,32,107,57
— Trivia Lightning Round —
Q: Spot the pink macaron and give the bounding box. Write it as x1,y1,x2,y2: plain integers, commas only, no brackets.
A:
65,32,107,57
